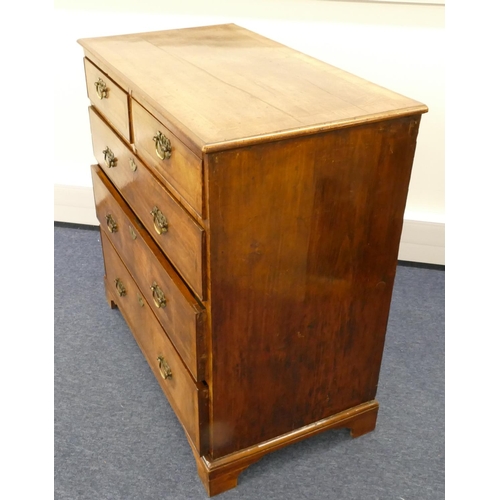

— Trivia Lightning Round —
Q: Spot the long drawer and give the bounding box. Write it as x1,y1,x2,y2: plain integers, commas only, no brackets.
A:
101,228,208,454
91,164,207,381
89,106,206,300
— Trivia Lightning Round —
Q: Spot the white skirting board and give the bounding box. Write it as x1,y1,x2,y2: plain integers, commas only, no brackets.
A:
399,218,444,266
54,185,445,266
54,185,99,227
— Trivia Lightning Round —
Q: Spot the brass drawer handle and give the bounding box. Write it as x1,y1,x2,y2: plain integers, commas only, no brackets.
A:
105,214,118,233
157,356,172,380
150,282,166,308
152,131,172,160
150,206,168,235
94,78,108,99
103,147,117,168
114,278,126,297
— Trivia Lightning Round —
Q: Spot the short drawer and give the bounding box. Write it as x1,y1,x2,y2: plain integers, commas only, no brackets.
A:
131,99,203,217
89,107,206,300
101,229,208,454
91,164,207,381
84,58,130,142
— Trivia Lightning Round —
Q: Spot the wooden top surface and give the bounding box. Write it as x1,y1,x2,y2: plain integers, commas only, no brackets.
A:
78,24,427,152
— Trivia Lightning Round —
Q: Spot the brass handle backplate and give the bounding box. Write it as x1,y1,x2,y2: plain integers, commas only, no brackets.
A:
157,356,172,380
152,131,172,160
150,206,168,235
115,278,126,297
94,78,108,99
103,147,117,168
150,282,166,308
105,214,118,233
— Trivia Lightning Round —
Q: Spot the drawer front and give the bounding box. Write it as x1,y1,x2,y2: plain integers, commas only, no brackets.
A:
131,99,203,217
84,58,130,142
101,229,208,454
89,107,206,300
91,164,207,381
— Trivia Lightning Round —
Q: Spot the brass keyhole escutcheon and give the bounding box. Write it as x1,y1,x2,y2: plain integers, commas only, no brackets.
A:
150,206,168,235
150,282,166,308
157,356,172,380
129,158,137,172
105,214,118,233
115,278,126,297
94,78,108,99
152,131,172,160
137,293,144,307
103,147,117,168
129,225,137,240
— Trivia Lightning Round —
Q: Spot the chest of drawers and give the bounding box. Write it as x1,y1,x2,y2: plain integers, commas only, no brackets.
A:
78,24,427,496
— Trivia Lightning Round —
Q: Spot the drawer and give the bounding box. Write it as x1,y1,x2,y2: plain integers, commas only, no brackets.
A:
131,99,203,217
84,58,130,142
89,107,206,300
101,229,208,454
91,164,207,381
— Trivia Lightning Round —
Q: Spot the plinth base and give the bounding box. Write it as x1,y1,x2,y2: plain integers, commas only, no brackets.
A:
190,400,379,496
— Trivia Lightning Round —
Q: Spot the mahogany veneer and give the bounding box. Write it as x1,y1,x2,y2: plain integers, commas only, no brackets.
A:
79,24,427,496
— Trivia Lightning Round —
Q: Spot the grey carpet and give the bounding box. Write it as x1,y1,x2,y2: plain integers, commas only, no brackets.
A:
54,224,444,499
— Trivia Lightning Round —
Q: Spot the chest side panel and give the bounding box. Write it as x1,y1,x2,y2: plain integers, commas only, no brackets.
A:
206,115,422,458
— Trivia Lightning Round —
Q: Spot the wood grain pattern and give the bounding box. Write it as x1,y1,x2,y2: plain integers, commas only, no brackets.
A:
78,24,427,153
131,99,204,217
89,107,206,299
101,229,208,453
91,165,207,381
83,58,130,142
206,116,421,457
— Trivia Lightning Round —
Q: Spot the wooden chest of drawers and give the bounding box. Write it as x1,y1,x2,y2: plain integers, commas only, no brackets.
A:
79,24,427,496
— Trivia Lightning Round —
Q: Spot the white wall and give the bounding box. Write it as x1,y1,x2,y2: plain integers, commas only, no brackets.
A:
54,0,445,264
